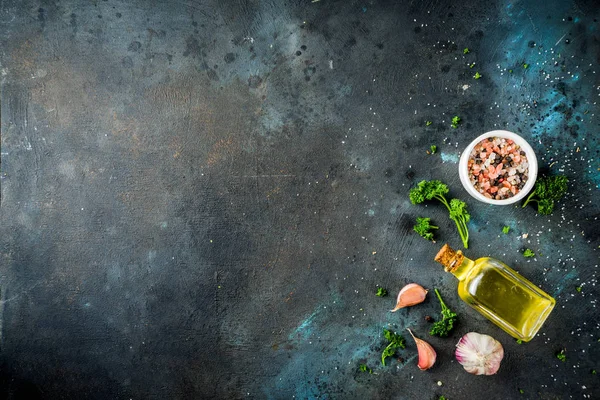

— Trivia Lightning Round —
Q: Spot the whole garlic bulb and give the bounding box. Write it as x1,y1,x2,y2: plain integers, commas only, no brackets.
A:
455,332,504,375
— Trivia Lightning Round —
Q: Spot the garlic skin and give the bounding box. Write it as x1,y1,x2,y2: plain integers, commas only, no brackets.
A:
407,329,437,370
391,283,428,312
455,332,504,375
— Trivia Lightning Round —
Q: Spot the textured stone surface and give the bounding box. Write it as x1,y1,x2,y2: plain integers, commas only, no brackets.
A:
0,0,598,398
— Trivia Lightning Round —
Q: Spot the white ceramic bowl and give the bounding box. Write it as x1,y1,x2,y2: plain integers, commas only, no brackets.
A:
459,130,538,205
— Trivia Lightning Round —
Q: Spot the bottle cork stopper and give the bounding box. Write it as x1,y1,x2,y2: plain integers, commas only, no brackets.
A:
434,244,463,272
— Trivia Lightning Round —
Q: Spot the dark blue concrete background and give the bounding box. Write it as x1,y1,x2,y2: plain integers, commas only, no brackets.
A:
0,0,598,399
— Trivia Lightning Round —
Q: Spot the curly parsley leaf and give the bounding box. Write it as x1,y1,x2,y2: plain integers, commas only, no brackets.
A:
451,116,461,129
409,180,470,248
359,364,372,373
523,175,568,215
413,217,439,241
523,249,535,258
381,329,406,366
429,289,458,337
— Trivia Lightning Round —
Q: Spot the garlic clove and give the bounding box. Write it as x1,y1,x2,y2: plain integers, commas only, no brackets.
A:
455,332,504,375
391,283,428,312
407,328,437,370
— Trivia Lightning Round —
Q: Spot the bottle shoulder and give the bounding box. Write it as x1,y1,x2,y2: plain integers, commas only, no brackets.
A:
457,256,508,283
473,256,507,269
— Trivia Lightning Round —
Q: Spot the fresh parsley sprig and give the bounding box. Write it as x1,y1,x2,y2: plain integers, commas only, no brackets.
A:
451,116,461,129
409,180,470,248
429,289,458,337
359,364,372,373
381,329,406,366
522,175,568,215
523,249,535,258
413,217,438,241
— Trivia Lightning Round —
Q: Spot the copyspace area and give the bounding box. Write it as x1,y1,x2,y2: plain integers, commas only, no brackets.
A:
0,0,598,398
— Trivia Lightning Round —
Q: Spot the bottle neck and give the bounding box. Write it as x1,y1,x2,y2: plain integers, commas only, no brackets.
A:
434,244,475,281
450,256,475,281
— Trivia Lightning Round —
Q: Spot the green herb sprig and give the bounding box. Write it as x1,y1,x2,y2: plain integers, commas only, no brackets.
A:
413,217,438,241
523,249,535,258
430,289,458,337
381,329,406,366
522,175,568,215
409,180,470,248
359,364,372,373
451,116,461,129
376,287,388,297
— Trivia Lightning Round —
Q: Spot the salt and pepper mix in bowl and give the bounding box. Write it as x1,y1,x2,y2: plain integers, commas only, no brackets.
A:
459,131,538,205
468,137,528,199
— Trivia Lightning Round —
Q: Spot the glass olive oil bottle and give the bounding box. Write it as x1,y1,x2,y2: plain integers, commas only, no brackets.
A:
435,244,555,342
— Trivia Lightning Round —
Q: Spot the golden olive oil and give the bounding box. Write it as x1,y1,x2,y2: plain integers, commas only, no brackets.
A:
435,244,555,342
